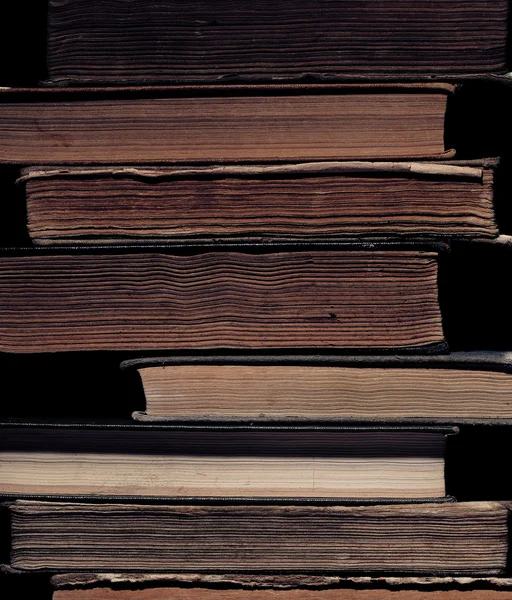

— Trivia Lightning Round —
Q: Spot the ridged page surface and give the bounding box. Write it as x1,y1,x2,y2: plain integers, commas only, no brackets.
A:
139,365,512,420
10,501,508,572
24,165,497,244
46,0,508,83
0,429,446,498
0,92,450,163
0,251,444,352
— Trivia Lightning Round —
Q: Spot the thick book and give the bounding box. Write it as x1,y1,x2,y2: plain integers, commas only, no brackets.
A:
45,0,509,84
0,423,453,500
0,248,445,353
20,160,498,246
8,501,508,573
125,352,512,424
0,85,454,164
49,573,512,600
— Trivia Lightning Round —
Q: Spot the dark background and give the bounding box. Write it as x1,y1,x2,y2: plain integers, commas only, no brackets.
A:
0,2,512,597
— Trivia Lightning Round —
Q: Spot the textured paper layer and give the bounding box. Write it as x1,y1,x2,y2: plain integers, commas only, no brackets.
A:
0,251,444,352
0,428,447,499
46,0,508,83
10,501,508,573
22,162,497,245
0,87,451,163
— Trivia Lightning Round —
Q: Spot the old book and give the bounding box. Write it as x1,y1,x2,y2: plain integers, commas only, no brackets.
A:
45,0,509,84
20,160,498,246
0,85,453,164
0,249,445,353
8,501,508,573
0,424,452,500
126,352,512,424
49,573,512,600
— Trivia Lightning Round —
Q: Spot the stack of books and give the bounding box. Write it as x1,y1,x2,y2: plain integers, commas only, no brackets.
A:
1,1,512,599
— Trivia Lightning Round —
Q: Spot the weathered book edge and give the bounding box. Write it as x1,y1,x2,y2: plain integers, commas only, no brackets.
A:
19,159,498,184
49,572,512,590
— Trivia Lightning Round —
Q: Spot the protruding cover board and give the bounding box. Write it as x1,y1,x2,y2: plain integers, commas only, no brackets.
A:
123,351,512,371
9,501,509,573
46,1,508,84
